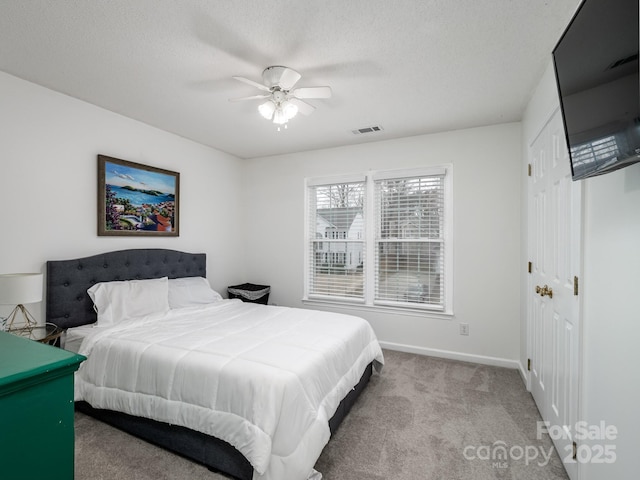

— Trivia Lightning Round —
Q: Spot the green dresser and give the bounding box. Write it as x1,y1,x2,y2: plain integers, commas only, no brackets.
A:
0,331,85,479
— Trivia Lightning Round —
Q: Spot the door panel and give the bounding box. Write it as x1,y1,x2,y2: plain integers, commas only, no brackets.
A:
530,121,548,418
528,109,581,480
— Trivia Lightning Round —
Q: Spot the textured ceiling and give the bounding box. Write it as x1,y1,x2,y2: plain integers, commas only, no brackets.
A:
0,0,581,159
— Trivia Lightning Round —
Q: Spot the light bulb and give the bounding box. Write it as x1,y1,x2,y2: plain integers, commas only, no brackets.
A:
273,108,287,125
258,101,275,120
281,100,298,120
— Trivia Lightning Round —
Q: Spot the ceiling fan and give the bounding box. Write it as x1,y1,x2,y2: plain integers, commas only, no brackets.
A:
230,66,332,128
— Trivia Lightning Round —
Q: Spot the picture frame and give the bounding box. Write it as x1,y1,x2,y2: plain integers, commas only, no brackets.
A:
98,155,180,236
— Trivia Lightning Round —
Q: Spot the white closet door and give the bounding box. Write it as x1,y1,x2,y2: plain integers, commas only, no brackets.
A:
528,108,582,480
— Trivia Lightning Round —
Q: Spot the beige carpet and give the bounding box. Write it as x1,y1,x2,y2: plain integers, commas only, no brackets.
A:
75,350,569,480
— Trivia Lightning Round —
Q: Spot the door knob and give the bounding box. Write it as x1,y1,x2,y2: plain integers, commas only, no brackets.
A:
535,284,553,298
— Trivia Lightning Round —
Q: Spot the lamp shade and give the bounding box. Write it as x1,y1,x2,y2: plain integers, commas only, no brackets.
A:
258,100,276,120
273,108,287,125
0,273,44,305
281,100,298,120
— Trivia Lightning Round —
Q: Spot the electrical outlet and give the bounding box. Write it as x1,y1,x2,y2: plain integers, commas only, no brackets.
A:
460,323,469,336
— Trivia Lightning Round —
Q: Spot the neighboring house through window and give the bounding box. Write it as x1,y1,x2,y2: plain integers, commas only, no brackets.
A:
305,166,453,313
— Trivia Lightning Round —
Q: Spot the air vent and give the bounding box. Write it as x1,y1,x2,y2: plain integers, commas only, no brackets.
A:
351,125,384,135
607,53,638,70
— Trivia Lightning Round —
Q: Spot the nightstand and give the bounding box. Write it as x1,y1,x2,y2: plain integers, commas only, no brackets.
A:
0,331,85,479
227,283,271,304
6,322,64,345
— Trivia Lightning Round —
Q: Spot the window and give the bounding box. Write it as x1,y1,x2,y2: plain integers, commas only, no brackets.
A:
305,167,452,313
375,173,445,308
306,179,365,301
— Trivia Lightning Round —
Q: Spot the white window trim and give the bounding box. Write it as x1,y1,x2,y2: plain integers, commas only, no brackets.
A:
303,165,454,316
302,297,455,320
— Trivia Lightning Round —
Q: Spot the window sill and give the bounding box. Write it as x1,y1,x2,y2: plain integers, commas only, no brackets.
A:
301,298,454,320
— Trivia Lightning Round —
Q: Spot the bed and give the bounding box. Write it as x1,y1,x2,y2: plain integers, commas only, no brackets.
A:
46,249,383,480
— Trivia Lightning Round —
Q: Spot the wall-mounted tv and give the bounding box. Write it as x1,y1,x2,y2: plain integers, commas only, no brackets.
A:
553,0,640,181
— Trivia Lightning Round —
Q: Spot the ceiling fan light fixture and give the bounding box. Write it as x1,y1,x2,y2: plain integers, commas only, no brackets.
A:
281,100,298,120
233,65,330,128
273,108,287,125
258,100,276,120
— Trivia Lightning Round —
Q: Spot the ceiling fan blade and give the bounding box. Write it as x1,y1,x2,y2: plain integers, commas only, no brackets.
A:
291,86,332,99
289,98,315,116
232,76,271,92
262,66,302,90
229,94,270,102
278,68,302,90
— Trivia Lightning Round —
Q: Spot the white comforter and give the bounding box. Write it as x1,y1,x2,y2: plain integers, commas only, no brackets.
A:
73,299,384,480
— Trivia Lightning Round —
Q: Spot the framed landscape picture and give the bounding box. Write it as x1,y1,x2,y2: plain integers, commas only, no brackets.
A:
98,155,180,236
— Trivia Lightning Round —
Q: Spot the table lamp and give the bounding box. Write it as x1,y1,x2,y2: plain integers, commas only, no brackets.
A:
0,273,44,334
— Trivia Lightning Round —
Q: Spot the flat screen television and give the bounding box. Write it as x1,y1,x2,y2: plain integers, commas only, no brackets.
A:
553,0,640,180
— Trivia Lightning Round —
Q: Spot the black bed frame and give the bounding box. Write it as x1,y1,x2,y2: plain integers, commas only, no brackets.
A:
46,249,372,479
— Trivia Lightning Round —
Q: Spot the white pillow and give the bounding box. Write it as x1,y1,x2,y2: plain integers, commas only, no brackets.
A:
87,277,170,326
168,277,222,308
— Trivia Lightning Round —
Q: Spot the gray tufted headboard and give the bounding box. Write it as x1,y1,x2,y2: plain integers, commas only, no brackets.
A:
46,249,206,329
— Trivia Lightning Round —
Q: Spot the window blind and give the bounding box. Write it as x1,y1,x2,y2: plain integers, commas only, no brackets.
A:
374,174,445,309
308,182,366,301
305,166,451,313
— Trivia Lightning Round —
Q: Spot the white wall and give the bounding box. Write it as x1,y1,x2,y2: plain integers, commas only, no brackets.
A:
0,69,523,367
242,124,522,366
522,61,640,480
580,163,640,479
0,72,246,324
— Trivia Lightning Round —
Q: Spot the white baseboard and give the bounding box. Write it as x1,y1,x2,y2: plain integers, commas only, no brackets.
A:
379,341,521,370
517,361,530,389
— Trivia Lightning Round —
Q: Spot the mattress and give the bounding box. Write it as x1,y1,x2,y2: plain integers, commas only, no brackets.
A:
71,299,384,480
